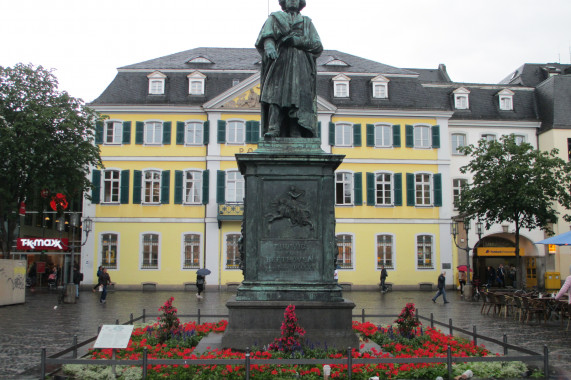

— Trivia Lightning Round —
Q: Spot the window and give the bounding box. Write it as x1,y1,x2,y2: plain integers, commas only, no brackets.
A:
416,235,434,269
568,138,571,161
414,125,431,148
513,134,525,145
375,173,393,206
415,173,432,206
184,170,202,204
145,121,163,144
481,134,496,142
226,171,244,203
376,234,393,269
103,170,120,203
375,124,392,147
451,133,466,155
336,172,353,205
335,123,353,146
101,233,118,269
105,121,122,144
182,234,200,269
187,71,206,95
452,178,467,209
143,170,161,204
185,122,203,145
141,233,159,269
227,121,245,144
226,233,241,269
371,75,389,99
333,74,350,98
453,87,470,110
498,89,514,111
336,234,353,269
147,71,166,95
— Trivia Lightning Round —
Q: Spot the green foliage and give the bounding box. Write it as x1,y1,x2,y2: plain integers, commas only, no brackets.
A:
156,297,180,343
453,361,528,378
0,63,102,254
394,303,420,338
62,364,142,380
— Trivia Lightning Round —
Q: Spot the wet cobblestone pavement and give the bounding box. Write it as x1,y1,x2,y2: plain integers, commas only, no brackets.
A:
1,288,569,379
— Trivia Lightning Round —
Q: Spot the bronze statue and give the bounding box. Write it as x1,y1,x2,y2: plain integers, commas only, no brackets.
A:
255,0,323,139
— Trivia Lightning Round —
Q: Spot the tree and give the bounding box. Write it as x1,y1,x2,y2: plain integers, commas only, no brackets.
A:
0,63,102,257
457,134,571,288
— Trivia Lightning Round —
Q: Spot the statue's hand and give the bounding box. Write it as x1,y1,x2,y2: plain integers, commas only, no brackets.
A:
265,44,278,60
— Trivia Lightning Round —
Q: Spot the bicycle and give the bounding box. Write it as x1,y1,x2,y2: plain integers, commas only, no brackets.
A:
472,280,488,302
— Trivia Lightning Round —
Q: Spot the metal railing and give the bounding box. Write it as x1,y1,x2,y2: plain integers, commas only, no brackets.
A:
40,309,549,380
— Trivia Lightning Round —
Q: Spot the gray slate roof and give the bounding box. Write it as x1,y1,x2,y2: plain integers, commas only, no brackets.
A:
499,63,571,87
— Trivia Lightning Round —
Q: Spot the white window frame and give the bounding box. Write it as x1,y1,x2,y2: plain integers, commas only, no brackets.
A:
140,232,161,270
335,171,354,206
374,124,392,148
187,71,206,95
375,172,393,206
481,134,496,142
336,233,355,269
142,169,161,204
144,121,163,145
227,120,246,144
416,234,434,270
147,71,166,95
104,120,122,145
414,125,431,148
333,74,351,98
451,133,466,155
100,232,119,270
376,233,395,269
513,134,526,145
371,75,389,99
184,121,203,145
225,170,244,204
335,122,353,147
415,172,433,206
181,232,202,269
183,170,202,204
102,169,121,204
225,233,241,270
498,89,514,111
453,87,470,110
452,178,467,210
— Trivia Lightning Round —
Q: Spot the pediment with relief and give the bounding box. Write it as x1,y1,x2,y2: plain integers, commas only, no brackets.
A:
222,85,261,109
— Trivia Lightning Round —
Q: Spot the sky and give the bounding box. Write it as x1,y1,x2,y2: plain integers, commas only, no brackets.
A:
2,0,570,103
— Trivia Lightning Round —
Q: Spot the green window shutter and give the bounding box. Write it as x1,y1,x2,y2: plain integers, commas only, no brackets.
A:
174,170,183,204
329,122,335,146
217,120,226,144
203,121,210,145
163,122,171,145
120,170,130,204
394,173,402,206
366,172,375,206
431,125,440,149
95,121,104,145
161,170,170,204
91,170,101,204
392,124,401,147
245,121,260,143
253,121,260,143
406,173,415,206
202,170,210,205
433,173,442,207
216,170,226,204
122,122,131,144
133,170,142,204
405,125,414,148
176,122,185,145
366,124,375,147
135,122,144,145
245,121,253,144
353,124,361,147
353,172,363,206
317,121,321,138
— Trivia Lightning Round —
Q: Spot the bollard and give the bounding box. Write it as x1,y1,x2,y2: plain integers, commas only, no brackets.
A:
503,334,508,355
447,346,453,379
143,308,146,323
98,325,102,334
449,318,453,336
130,313,133,324
347,347,352,380
142,347,148,379
473,326,477,346
40,348,46,380
198,309,201,325
245,347,251,380
361,309,365,324
430,313,434,328
73,335,78,358
116,319,119,325
415,308,419,324
544,345,549,378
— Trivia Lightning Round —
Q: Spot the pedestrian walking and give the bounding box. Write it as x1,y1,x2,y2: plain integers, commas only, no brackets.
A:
487,266,495,287
555,265,571,304
458,270,466,294
92,265,103,292
98,268,112,304
432,272,449,304
73,265,83,298
380,265,388,292
196,274,205,298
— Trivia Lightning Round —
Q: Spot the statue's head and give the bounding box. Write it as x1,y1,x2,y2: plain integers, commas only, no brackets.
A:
279,0,306,11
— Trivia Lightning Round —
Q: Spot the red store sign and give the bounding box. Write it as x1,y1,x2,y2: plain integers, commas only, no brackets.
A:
17,238,69,251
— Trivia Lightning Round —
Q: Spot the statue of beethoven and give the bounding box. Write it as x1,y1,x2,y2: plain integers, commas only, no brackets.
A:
255,0,323,139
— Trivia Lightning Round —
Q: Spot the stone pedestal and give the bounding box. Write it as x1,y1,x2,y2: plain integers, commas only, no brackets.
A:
63,283,76,304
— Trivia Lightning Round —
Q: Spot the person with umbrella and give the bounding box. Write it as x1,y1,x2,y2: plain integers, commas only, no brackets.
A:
196,268,211,298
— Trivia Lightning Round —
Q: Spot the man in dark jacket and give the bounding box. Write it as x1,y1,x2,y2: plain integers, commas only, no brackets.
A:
432,272,449,304
98,268,112,304
380,265,388,292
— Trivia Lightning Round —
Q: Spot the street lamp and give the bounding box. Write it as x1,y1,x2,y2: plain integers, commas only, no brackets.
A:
62,214,93,303
450,219,484,287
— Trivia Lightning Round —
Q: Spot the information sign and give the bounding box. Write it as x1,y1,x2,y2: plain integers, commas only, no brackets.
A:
93,325,134,349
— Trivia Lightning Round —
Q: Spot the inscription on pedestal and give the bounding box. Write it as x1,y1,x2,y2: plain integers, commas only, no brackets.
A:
259,240,320,281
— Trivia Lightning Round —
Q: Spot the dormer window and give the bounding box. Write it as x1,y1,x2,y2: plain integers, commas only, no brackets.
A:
498,89,514,111
371,75,389,99
453,87,470,110
187,71,206,95
187,56,213,64
147,71,166,95
333,74,351,98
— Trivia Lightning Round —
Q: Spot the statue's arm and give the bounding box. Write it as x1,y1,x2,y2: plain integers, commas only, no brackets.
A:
263,38,278,60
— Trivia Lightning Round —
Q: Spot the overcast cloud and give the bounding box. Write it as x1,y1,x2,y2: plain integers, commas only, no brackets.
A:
2,0,570,102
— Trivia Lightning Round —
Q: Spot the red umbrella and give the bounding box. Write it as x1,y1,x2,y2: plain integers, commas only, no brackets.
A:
456,265,473,272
